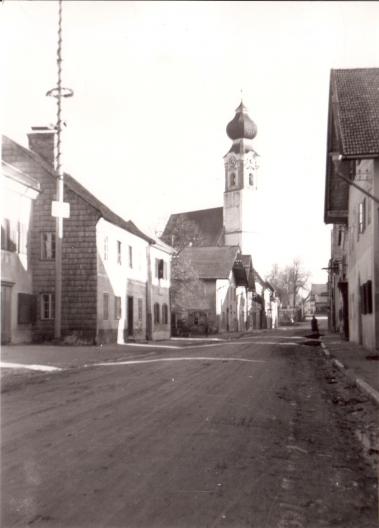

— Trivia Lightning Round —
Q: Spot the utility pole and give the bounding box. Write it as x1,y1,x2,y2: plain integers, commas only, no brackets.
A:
46,0,73,339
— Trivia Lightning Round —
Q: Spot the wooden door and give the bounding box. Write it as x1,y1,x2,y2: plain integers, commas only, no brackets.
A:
127,296,134,336
1,284,12,344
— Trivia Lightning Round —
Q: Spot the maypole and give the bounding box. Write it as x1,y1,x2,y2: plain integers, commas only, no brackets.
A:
46,0,73,339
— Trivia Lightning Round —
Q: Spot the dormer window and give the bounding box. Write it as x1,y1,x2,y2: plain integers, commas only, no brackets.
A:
230,172,236,187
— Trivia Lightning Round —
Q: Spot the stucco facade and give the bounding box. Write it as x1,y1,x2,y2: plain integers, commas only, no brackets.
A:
1,161,40,344
346,159,378,349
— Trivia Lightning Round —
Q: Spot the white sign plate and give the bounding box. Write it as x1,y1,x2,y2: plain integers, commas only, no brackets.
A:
52,201,70,218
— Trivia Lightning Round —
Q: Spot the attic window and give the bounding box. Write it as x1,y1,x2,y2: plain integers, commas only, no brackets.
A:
230,173,236,186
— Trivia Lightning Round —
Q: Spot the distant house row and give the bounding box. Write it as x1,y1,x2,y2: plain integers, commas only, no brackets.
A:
324,68,379,351
1,130,172,344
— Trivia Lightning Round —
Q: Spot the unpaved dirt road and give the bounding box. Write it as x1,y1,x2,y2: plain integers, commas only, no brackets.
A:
1,330,378,527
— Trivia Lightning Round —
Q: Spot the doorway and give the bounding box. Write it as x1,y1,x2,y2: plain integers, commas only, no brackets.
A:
127,296,134,336
1,283,12,344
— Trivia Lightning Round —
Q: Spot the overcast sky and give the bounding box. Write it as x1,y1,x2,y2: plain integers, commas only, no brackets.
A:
2,1,379,282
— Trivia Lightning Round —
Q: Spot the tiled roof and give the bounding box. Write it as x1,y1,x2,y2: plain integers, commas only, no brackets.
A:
331,68,379,157
2,135,154,243
178,246,240,279
162,207,224,247
63,173,154,243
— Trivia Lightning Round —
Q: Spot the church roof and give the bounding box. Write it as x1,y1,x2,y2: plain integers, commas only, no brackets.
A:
178,245,242,280
162,207,224,247
226,101,257,141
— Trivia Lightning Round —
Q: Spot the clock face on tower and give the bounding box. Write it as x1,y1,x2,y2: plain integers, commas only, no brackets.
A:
228,156,236,169
245,157,257,170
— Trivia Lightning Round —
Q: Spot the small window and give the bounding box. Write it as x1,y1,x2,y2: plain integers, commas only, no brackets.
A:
1,218,10,250
17,222,27,254
358,199,366,234
128,245,133,268
41,232,56,260
230,173,236,186
154,303,160,324
103,293,109,320
162,303,168,324
104,236,108,261
337,227,343,246
114,296,121,320
362,280,373,315
117,241,122,264
40,293,54,320
156,258,164,279
1,218,17,252
138,298,143,321
249,173,254,186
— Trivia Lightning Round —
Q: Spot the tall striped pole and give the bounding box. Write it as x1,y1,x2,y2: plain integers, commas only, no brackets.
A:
46,0,73,339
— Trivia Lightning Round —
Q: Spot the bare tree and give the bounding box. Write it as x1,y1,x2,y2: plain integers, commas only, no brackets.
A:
266,259,310,308
162,218,207,322
161,217,203,254
285,259,310,309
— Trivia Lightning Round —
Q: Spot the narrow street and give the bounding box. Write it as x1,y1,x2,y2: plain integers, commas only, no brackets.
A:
1,328,378,528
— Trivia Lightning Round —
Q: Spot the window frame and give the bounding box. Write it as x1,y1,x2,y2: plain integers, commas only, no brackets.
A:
40,292,54,320
114,296,121,320
138,298,143,321
154,302,160,324
41,231,56,260
128,245,133,268
358,199,366,235
117,240,122,265
103,293,109,320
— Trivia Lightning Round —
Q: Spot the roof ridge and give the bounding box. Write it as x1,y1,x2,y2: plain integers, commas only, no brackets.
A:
2,135,154,243
170,206,223,216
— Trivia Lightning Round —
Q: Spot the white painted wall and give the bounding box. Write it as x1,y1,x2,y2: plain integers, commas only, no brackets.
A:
96,218,149,343
347,159,378,350
1,172,39,343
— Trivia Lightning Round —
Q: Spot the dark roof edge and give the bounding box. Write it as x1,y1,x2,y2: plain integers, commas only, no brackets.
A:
2,135,154,244
324,74,335,224
339,153,379,160
168,206,223,217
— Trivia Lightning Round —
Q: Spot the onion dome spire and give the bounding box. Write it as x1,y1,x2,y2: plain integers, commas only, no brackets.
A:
226,100,257,141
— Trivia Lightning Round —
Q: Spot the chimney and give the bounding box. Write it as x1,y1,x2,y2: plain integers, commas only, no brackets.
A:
27,126,56,167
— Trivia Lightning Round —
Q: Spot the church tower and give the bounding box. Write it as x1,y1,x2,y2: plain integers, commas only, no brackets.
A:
223,100,260,257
